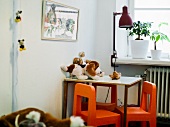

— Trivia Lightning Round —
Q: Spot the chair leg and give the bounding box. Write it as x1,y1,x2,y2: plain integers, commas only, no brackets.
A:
126,121,128,127
115,117,120,127
122,120,128,127
149,119,156,127
120,116,125,127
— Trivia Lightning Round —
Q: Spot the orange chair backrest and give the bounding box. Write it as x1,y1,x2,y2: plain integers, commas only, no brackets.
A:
140,81,157,114
73,83,96,121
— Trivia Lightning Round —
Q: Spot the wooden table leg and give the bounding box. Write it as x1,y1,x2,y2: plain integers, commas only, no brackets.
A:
62,81,68,119
137,81,142,106
111,85,117,105
123,86,128,127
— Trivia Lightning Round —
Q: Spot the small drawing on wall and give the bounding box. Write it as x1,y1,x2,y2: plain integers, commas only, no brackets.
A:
41,0,79,41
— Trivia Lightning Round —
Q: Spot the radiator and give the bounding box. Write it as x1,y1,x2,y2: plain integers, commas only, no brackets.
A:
146,67,170,118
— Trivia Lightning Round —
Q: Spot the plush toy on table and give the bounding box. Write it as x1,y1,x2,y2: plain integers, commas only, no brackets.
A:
84,60,105,80
61,51,105,80
85,60,105,78
109,71,121,80
73,51,105,78
61,64,88,80
73,51,86,68
78,51,86,65
61,60,105,80
73,57,85,67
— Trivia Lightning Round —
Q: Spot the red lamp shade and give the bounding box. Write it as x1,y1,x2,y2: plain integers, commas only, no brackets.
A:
119,6,133,28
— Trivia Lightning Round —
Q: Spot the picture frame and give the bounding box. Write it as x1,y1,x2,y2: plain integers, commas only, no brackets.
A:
41,0,79,41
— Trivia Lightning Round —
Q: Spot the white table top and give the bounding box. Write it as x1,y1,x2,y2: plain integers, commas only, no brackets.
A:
64,76,142,86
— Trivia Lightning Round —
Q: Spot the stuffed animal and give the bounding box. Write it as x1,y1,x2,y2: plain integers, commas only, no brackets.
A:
95,65,105,77
109,71,121,80
78,51,86,65
15,111,46,127
84,61,105,80
85,60,105,77
62,51,105,80
0,107,84,127
61,60,105,80
73,57,84,66
18,39,26,51
73,51,86,68
61,64,88,80
15,11,22,22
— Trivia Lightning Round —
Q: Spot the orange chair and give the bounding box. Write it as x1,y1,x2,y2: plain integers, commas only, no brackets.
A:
73,83,120,127
116,81,156,127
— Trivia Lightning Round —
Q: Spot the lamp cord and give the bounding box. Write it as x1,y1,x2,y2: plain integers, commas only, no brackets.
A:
105,87,110,103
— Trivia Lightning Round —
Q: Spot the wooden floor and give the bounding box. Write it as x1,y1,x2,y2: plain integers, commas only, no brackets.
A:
88,119,170,127
97,121,170,127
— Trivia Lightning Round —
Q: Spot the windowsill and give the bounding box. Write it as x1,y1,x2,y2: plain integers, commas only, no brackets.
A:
114,57,170,66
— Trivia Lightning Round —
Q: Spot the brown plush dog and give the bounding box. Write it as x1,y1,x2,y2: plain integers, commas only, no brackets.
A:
85,61,99,76
0,107,84,127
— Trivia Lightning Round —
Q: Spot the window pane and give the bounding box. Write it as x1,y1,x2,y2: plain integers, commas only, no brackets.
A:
134,10,170,23
134,10,170,53
135,0,170,8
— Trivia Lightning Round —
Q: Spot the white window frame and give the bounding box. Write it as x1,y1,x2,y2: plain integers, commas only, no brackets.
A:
116,0,170,66
128,0,170,58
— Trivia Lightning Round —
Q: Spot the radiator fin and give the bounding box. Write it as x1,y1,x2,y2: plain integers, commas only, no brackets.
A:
146,67,170,118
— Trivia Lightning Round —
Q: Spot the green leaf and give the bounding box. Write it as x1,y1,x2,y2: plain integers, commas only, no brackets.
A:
158,22,168,27
155,35,160,42
164,35,170,42
150,35,155,41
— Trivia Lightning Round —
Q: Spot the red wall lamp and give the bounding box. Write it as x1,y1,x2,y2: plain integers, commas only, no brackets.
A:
111,6,133,71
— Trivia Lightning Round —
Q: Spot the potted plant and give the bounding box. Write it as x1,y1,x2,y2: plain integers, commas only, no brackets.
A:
150,22,170,59
127,21,152,59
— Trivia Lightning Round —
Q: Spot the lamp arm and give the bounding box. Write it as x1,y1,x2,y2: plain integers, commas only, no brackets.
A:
113,12,122,56
113,13,116,53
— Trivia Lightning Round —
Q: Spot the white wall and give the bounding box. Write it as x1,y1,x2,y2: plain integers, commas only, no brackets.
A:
0,0,12,115
14,0,97,118
1,0,143,118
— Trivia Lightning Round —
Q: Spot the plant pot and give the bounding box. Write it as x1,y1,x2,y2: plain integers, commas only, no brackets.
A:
151,50,162,60
130,40,149,59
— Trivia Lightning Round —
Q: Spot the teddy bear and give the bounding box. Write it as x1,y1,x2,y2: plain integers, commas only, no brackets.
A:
109,71,121,80
0,107,84,127
73,57,84,67
78,51,86,65
73,51,87,68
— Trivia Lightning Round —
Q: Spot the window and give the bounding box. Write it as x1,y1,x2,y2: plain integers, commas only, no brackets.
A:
129,0,170,58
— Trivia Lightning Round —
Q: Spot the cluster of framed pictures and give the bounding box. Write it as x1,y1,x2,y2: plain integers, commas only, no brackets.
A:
41,0,79,41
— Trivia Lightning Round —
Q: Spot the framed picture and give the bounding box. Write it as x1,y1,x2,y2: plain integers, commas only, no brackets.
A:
41,0,79,41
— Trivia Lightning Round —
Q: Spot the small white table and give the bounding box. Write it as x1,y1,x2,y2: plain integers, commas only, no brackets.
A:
62,76,142,127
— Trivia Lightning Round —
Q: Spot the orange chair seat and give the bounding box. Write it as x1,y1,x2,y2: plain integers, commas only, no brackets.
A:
80,110,120,126
117,107,150,115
